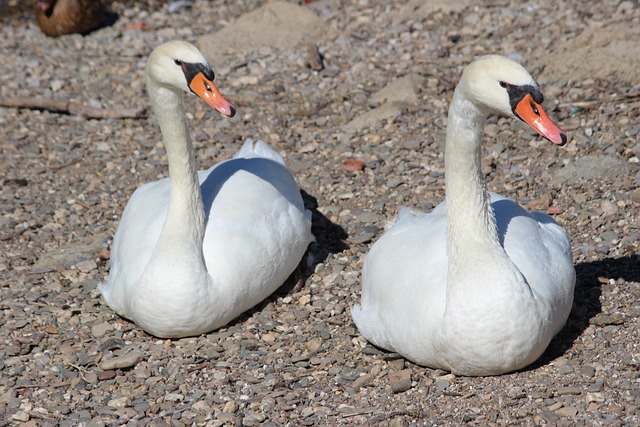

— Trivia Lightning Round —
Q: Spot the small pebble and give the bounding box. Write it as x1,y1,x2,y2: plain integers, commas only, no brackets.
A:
305,338,323,353
387,359,405,371
538,410,559,423
389,416,410,427
590,313,624,326
579,365,596,378
600,199,618,216
242,412,266,426
389,369,412,393
557,386,581,395
107,396,129,408
91,322,113,338
97,370,116,381
549,401,563,411
555,406,578,417
84,371,98,384
11,411,30,422
343,158,365,171
223,401,238,413
547,206,564,215
100,350,144,370
353,372,375,388
588,379,605,393
164,393,184,402
75,259,98,273
586,392,605,403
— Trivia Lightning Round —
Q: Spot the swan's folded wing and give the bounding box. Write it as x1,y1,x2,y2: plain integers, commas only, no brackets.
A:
99,178,171,315
353,209,448,354
502,210,575,326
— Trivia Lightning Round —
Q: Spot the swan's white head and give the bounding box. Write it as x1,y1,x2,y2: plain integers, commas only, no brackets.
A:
460,55,566,145
146,40,236,117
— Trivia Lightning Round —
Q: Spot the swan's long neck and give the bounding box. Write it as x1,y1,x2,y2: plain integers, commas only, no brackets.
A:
147,78,206,255
444,87,503,281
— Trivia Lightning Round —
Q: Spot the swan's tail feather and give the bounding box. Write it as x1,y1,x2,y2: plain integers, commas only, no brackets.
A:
98,281,110,299
351,304,391,350
234,139,286,165
98,280,120,314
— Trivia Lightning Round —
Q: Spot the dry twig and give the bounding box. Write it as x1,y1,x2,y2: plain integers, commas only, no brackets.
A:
0,96,146,119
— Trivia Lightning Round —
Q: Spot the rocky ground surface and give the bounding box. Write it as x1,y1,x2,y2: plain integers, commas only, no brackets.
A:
1,0,639,425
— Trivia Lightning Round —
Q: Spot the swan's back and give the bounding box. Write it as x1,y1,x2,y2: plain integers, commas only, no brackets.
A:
196,140,312,320
234,139,286,163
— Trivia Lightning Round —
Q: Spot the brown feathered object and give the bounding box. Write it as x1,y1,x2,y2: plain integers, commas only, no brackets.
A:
35,0,106,37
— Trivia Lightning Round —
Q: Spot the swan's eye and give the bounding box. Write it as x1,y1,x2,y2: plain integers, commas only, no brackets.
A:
499,81,508,88
174,59,183,66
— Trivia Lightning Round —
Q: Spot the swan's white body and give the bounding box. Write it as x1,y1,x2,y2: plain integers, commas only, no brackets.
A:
99,41,313,338
351,55,575,376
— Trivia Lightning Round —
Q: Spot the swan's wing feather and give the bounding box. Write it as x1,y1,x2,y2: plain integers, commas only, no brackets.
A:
495,200,575,334
100,178,170,315
352,206,448,355
233,139,286,165
200,153,313,315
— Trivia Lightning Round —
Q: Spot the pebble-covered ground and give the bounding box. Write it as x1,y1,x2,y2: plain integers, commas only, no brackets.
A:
1,0,639,426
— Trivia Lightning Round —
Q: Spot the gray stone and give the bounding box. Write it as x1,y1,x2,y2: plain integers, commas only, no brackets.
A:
197,1,329,67
370,74,425,106
100,350,144,370
551,154,629,184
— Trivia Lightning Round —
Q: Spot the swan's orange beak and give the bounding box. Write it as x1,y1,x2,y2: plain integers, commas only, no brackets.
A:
189,72,236,118
514,94,567,146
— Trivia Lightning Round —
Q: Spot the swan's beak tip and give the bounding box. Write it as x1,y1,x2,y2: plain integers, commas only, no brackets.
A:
218,103,235,118
548,128,568,146
558,132,568,146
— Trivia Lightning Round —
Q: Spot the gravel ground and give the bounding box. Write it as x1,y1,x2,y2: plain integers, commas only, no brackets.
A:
1,0,639,426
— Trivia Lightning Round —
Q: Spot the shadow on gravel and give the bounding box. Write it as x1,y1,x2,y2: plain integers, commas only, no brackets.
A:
532,255,640,369
272,188,349,296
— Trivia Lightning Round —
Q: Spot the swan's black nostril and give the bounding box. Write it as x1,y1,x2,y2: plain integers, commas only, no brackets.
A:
559,133,567,146
229,106,236,118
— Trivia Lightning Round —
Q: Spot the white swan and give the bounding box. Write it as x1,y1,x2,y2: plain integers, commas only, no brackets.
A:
99,40,313,338
351,55,575,376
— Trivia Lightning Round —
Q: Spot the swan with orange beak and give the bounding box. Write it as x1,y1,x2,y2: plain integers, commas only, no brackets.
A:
352,55,575,376
100,41,313,338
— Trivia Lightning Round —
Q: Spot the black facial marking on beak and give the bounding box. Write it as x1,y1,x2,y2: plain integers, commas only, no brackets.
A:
504,83,544,119
175,60,215,87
